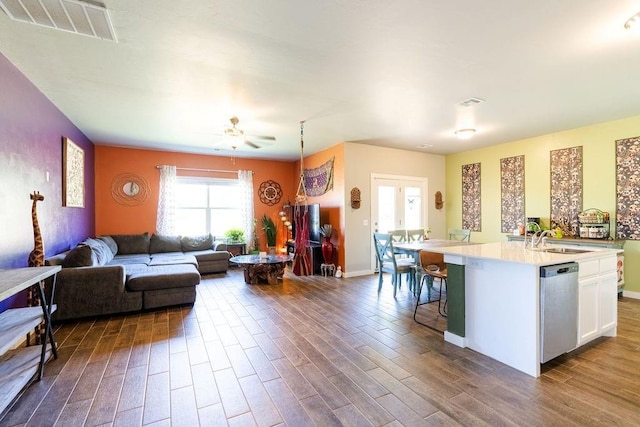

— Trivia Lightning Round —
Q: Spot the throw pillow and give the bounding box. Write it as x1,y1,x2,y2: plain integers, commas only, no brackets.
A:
98,235,118,256
150,234,182,253
181,234,213,252
62,244,95,268
111,233,151,255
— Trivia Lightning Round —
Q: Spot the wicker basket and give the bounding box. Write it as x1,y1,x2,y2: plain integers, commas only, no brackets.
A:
578,208,609,225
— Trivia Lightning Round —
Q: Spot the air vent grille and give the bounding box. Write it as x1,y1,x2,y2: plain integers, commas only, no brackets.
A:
0,0,117,41
458,97,485,107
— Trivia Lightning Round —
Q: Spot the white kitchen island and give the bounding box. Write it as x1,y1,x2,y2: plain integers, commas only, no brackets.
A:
426,241,620,377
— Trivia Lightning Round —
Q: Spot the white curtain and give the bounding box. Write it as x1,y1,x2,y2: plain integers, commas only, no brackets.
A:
156,165,177,235
238,170,254,250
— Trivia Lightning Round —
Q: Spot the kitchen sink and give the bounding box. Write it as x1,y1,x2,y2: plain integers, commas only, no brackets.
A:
542,247,593,254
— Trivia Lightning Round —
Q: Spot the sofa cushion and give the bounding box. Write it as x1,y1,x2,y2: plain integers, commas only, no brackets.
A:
111,233,150,255
150,234,183,254
62,244,95,268
181,234,213,252
189,249,230,262
125,264,201,291
149,253,198,267
83,237,114,265
109,254,152,265
98,235,118,256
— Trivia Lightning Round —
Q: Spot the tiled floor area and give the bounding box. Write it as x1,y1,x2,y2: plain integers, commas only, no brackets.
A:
2,267,640,426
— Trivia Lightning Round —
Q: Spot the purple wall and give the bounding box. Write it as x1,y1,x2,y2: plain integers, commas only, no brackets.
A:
0,52,95,310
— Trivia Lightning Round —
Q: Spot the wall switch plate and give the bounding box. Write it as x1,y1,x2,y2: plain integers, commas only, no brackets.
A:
363,219,369,226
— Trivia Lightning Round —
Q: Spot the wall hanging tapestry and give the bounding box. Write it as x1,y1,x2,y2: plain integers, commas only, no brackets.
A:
500,155,525,233
462,162,481,231
304,156,334,197
550,146,583,237
616,136,640,239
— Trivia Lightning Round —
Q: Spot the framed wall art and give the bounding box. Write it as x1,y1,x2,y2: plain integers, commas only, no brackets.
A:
462,162,481,231
616,136,640,239
550,146,582,236
62,137,84,208
500,155,525,233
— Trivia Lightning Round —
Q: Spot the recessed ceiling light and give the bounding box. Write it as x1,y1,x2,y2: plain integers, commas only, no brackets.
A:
417,144,433,149
625,12,640,30
455,128,476,140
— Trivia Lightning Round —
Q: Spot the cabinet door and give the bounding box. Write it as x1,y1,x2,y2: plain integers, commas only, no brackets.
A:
578,276,599,345
599,272,618,334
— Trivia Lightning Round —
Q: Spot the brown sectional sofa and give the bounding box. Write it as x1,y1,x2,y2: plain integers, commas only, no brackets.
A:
45,233,229,321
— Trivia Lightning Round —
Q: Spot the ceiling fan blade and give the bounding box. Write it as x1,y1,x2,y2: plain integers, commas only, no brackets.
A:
245,140,261,149
249,135,276,141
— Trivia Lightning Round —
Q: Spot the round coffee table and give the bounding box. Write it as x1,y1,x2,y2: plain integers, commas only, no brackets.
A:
229,254,292,285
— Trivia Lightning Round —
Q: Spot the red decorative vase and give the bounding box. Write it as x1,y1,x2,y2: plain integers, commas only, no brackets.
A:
321,237,334,264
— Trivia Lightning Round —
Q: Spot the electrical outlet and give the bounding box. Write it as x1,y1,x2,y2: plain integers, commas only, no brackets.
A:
468,259,482,269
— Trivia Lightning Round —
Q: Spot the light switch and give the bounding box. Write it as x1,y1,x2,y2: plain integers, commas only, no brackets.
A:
45,171,50,182
363,219,369,226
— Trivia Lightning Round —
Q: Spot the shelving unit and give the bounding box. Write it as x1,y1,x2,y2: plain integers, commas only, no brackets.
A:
0,266,60,417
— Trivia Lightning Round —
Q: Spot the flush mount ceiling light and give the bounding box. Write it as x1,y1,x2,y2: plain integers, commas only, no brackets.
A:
0,0,117,41
625,12,640,30
455,128,476,140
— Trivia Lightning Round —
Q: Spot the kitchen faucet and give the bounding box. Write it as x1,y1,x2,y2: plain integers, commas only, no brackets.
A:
523,221,555,249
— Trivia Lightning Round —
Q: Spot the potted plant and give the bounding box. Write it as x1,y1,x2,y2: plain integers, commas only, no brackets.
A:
319,224,334,264
224,228,245,243
261,214,278,254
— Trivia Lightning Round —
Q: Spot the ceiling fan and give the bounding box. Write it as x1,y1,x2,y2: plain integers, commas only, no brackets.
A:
215,116,276,150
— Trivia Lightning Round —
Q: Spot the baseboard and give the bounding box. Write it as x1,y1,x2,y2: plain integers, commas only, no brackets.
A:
342,270,374,278
622,289,640,299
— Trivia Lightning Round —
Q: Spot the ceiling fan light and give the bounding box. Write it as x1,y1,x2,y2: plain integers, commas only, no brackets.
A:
455,128,476,140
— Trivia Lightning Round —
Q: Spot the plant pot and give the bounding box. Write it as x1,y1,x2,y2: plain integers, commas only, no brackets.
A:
268,246,276,255
321,238,334,264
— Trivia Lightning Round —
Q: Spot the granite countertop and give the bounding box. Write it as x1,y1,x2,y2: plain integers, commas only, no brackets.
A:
426,241,621,267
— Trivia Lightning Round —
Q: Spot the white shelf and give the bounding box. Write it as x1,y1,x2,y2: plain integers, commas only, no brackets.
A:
0,345,52,414
0,266,60,419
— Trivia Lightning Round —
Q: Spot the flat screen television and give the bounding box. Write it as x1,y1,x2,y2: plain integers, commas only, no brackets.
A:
292,203,321,244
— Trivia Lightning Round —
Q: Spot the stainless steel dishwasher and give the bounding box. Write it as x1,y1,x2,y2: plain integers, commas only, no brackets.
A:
540,262,579,363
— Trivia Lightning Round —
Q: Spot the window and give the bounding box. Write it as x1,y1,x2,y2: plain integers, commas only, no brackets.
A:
175,177,242,237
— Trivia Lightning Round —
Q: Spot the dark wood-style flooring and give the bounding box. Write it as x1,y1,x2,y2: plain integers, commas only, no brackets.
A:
2,267,640,426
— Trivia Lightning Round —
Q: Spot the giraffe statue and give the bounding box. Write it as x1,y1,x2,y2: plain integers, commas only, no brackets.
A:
28,191,45,268
27,191,45,345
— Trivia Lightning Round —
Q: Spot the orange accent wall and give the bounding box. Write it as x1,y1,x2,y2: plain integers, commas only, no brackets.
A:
95,146,296,252
294,143,345,271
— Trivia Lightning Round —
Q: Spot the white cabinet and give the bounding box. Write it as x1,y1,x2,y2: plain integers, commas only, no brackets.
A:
577,256,617,346
0,266,60,417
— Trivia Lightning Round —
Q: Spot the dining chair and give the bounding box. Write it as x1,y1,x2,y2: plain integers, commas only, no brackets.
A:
414,250,448,324
387,229,407,243
406,229,425,242
448,228,471,242
373,232,415,297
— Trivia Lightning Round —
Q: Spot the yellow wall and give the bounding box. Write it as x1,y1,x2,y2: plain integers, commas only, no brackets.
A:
446,115,640,295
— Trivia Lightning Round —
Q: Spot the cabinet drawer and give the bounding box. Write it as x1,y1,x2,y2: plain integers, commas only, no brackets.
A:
599,256,617,274
579,259,599,278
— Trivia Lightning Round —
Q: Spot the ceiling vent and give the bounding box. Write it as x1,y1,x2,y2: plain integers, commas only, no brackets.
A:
0,0,117,42
457,97,485,107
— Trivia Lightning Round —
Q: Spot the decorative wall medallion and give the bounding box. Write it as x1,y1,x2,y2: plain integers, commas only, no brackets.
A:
111,173,150,206
350,187,361,209
259,180,282,206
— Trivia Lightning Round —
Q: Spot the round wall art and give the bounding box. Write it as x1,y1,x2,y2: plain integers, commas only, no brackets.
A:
259,180,283,206
111,173,150,206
